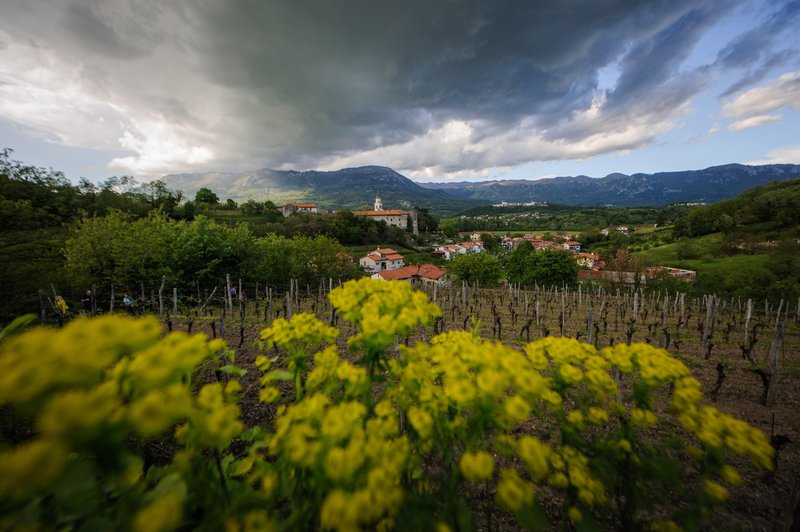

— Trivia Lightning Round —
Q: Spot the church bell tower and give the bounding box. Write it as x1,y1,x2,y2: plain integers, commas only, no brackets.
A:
374,193,383,211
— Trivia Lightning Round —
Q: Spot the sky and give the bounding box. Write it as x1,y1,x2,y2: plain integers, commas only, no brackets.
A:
0,0,799,183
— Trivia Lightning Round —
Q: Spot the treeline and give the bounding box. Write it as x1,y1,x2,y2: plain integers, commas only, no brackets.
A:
446,245,579,288
65,211,359,295
0,150,195,320
0,151,381,321
441,204,689,233
673,178,800,238
233,209,412,245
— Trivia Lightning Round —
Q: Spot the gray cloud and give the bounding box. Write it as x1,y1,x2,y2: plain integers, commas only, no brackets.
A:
717,0,800,96
0,0,797,178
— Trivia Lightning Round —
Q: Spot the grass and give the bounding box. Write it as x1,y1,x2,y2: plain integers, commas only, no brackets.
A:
633,232,769,276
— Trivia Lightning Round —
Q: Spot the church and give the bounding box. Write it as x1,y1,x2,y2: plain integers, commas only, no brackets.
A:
353,194,418,234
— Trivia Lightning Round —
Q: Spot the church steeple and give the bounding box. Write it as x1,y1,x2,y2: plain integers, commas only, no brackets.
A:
374,193,383,211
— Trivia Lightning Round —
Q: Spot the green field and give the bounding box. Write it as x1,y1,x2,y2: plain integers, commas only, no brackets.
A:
632,232,769,277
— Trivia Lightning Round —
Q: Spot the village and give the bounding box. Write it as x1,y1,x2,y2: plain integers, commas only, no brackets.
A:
282,194,699,287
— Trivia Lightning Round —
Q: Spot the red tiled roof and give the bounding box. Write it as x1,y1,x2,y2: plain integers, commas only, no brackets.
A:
374,264,444,281
386,254,404,260
565,241,581,246
417,264,445,280
285,203,317,208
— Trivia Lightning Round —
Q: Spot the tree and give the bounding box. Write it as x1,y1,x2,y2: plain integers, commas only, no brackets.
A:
480,233,502,253
447,253,502,286
415,208,439,233
505,247,578,288
195,187,219,206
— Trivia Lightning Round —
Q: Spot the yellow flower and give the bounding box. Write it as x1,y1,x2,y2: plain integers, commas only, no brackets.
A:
704,479,729,502
128,384,191,437
503,395,531,423
567,410,585,428
587,407,609,425
321,401,366,442
558,364,583,385
631,408,657,429
407,406,434,439
0,439,67,498
496,468,535,511
133,493,184,532
517,436,551,480
459,450,494,481
720,465,741,486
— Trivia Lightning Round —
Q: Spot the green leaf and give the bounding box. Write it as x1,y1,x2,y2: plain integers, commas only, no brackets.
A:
219,364,247,377
266,370,294,381
0,314,38,342
241,427,265,441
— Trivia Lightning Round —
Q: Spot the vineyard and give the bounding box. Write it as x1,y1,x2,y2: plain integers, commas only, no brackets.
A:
4,278,799,530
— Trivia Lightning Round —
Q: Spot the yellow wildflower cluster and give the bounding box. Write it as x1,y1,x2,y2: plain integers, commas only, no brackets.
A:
330,278,441,353
601,342,774,489
263,387,409,531
0,280,778,531
0,315,162,406
459,450,495,481
259,312,338,356
391,331,553,440
0,316,240,530
305,346,369,398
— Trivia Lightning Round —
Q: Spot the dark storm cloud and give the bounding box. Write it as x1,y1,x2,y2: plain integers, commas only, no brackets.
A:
185,1,710,148
1,0,797,176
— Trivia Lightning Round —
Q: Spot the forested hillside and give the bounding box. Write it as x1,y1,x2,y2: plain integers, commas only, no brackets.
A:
673,178,800,238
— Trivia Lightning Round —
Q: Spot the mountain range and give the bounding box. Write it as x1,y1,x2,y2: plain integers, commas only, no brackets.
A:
161,163,800,216
161,166,481,216
419,164,800,206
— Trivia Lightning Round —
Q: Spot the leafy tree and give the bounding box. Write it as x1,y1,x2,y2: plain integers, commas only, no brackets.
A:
447,253,502,286
506,247,578,288
415,207,439,233
65,211,177,289
480,233,502,253
142,180,182,212
245,234,358,289
504,241,534,282
195,187,219,206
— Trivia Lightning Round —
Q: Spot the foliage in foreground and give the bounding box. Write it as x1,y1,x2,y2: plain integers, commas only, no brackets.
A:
0,279,774,531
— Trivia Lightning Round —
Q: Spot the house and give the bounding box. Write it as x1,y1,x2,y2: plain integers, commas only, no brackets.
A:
433,244,464,261
281,203,318,217
359,247,405,273
371,264,446,285
562,241,581,252
575,253,601,268
433,241,483,260
616,226,629,235
353,194,418,234
460,241,484,253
